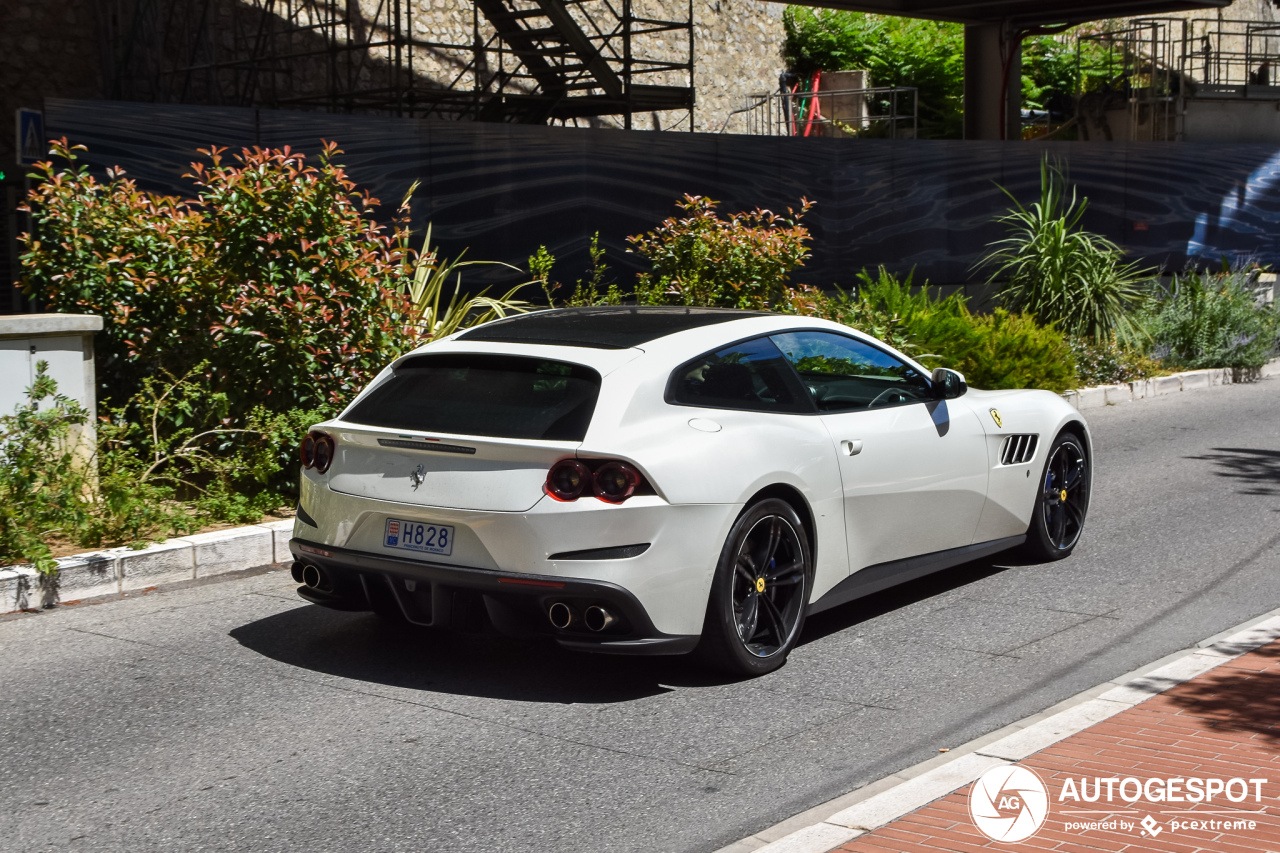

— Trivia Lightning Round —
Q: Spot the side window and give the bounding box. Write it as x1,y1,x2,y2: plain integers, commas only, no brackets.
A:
670,336,809,413
771,331,933,412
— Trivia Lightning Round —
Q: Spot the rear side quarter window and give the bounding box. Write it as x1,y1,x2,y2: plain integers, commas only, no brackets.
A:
667,336,811,414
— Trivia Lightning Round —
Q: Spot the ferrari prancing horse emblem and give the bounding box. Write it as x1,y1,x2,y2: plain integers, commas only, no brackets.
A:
989,408,1003,428
409,463,425,490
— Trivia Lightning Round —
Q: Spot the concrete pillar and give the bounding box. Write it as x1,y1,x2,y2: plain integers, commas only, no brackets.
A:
964,24,1022,140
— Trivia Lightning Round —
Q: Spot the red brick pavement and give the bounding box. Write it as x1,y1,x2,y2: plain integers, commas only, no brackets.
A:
832,641,1280,853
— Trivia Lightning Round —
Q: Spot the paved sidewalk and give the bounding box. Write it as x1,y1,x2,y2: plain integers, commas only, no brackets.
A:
829,640,1280,853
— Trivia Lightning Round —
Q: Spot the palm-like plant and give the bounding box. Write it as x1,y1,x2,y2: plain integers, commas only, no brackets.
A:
978,157,1151,341
400,222,533,341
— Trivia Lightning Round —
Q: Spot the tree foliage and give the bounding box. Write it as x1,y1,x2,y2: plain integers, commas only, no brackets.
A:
783,9,964,139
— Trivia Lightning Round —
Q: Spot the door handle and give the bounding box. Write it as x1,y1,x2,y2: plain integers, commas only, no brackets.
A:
841,439,863,456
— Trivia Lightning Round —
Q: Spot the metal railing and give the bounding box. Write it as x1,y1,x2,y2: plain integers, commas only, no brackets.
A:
724,86,918,139
1187,18,1280,90
1073,18,1280,141
1076,18,1185,142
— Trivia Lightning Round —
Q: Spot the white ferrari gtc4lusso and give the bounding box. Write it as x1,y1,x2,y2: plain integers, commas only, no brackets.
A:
289,307,1091,675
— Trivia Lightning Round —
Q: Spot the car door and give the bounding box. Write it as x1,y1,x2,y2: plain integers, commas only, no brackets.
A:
771,331,990,572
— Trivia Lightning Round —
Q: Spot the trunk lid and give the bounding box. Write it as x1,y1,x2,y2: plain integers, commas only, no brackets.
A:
326,426,574,512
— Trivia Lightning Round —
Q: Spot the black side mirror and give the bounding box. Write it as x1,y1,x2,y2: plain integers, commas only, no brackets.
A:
932,367,967,400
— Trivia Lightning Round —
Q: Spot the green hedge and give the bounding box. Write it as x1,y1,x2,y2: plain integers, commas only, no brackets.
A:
787,268,1077,393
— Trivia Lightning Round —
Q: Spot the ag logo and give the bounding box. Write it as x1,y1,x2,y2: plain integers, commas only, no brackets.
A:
989,408,1003,428
969,765,1049,842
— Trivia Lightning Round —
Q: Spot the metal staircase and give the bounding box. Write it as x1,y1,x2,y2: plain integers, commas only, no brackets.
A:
462,0,693,124
100,0,695,127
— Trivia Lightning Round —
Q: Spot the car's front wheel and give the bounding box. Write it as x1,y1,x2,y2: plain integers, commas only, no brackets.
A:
1023,430,1091,561
697,498,812,676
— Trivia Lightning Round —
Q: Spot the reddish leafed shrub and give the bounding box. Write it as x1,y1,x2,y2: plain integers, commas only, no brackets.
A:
20,139,415,422
627,194,814,310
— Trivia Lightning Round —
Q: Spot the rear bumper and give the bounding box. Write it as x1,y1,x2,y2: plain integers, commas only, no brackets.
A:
289,538,700,655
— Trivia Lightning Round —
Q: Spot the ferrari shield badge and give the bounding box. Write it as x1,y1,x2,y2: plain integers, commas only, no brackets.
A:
989,408,1003,428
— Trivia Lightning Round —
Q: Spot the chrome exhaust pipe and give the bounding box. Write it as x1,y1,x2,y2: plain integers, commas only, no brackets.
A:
548,601,576,630
289,561,305,584
301,564,331,593
584,605,616,633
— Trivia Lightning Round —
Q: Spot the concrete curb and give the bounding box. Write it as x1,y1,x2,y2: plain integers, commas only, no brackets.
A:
1061,356,1280,412
716,606,1280,853
0,519,295,612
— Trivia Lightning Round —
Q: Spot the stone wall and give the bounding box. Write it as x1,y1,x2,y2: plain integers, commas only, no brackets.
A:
689,0,786,133
1,0,103,164
0,0,785,164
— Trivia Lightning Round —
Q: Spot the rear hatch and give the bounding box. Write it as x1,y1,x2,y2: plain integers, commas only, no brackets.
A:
328,352,602,512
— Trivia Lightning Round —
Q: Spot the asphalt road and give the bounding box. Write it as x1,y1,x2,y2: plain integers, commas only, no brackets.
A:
3,378,1279,853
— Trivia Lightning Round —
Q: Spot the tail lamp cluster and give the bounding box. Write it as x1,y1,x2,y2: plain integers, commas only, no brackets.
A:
545,459,647,504
300,431,335,474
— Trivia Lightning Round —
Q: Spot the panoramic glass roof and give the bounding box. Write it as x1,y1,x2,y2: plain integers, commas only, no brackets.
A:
455,307,770,349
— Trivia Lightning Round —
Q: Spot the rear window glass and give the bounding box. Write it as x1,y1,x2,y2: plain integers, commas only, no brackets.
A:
345,354,601,441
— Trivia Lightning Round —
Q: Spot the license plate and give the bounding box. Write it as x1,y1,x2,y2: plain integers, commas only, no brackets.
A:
384,518,454,557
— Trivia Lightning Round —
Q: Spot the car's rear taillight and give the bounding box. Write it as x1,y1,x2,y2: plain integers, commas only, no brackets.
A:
301,431,335,474
593,461,639,503
545,459,592,501
545,458,647,504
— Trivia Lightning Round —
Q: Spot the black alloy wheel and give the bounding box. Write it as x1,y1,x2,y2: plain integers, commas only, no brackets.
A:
698,498,812,675
1023,431,1090,561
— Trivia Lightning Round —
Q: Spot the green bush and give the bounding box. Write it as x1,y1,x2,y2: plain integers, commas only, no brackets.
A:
627,194,813,310
922,309,1077,392
0,362,327,573
1068,337,1158,386
979,157,1150,341
529,232,624,307
1139,271,1280,371
789,267,1077,392
0,363,92,573
20,140,416,427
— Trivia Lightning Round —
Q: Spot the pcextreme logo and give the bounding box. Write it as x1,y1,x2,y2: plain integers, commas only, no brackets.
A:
969,766,1050,842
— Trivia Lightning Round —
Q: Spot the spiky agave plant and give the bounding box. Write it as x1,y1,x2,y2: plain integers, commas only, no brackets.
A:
978,157,1151,342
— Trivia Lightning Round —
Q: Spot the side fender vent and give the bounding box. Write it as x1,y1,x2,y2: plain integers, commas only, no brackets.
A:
999,434,1039,465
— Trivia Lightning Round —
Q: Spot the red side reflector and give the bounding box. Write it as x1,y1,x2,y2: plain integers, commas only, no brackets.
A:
498,577,566,588
298,544,333,557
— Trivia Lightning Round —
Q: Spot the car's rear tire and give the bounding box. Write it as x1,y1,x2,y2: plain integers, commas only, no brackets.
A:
1022,431,1091,561
697,498,812,676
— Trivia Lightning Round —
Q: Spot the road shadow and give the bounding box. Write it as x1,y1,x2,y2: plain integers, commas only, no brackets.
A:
1163,641,1280,747
230,554,1027,704
1187,447,1280,496
798,555,1019,646
229,604,734,704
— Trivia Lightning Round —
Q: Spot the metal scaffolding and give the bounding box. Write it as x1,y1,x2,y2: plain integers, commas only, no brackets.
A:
95,0,694,126
1075,17,1280,141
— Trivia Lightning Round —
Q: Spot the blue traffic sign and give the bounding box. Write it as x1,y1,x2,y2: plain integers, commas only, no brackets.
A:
17,109,44,164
